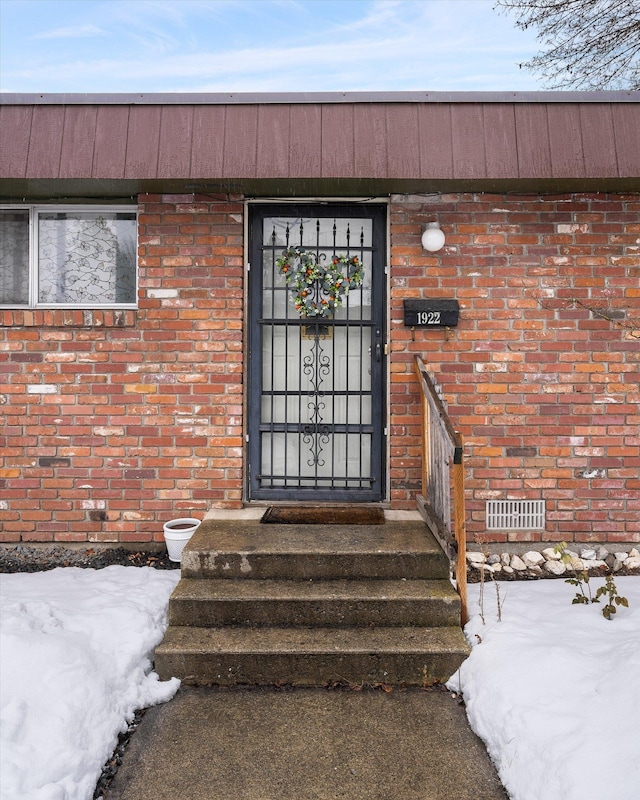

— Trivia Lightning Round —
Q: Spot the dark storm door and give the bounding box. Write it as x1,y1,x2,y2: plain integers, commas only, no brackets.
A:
247,204,386,502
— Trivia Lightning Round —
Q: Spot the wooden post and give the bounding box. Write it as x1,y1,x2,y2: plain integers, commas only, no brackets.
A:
453,433,468,626
415,358,428,499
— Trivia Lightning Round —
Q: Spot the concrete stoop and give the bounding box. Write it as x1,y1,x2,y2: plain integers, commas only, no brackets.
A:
154,518,470,686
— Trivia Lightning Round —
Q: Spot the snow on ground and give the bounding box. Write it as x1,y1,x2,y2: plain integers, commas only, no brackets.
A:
0,566,180,800
1,568,639,800
448,576,640,800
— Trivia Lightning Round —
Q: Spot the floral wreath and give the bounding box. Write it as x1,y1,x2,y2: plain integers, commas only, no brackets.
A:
276,248,364,318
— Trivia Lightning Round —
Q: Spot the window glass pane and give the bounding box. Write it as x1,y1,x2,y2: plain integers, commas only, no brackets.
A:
38,211,136,305
0,210,29,305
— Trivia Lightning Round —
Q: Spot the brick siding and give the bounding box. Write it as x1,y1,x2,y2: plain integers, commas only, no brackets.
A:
390,193,640,544
1,192,638,545
0,194,244,544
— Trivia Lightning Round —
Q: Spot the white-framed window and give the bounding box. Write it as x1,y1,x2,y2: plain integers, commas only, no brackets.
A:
0,206,137,308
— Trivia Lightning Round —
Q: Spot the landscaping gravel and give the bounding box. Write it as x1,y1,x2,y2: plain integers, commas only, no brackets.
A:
465,545,640,582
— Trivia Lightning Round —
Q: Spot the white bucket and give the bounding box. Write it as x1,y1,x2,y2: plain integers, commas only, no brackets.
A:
163,517,201,562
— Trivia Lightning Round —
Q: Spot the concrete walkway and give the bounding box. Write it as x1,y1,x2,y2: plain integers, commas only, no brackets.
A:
106,686,508,800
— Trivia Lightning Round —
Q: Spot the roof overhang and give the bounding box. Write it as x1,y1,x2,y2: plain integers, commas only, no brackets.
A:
1,176,638,202
1,92,638,199
3,91,639,105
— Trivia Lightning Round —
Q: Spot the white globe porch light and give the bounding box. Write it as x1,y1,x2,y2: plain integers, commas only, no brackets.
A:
421,221,445,252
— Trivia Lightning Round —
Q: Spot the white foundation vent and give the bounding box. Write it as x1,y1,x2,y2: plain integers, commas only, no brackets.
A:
486,500,546,530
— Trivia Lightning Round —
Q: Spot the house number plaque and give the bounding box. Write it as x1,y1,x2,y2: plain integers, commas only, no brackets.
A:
403,299,460,328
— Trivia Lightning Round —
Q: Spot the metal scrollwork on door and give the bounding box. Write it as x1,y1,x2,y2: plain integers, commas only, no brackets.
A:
276,220,364,471
302,326,331,466
248,204,385,501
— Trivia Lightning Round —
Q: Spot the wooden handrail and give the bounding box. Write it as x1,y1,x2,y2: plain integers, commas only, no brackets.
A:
414,356,468,625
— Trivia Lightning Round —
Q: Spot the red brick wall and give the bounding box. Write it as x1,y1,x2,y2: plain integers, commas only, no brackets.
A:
0,194,244,544
390,193,640,544
1,191,639,545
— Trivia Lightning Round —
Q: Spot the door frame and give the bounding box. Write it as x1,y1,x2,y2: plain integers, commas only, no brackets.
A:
244,199,389,504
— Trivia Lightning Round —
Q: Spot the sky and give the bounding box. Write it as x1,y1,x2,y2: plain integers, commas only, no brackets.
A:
0,0,544,94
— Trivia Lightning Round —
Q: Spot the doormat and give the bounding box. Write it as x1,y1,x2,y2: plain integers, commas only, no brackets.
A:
261,506,385,525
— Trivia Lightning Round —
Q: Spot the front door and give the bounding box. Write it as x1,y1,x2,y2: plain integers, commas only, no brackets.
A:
247,204,386,502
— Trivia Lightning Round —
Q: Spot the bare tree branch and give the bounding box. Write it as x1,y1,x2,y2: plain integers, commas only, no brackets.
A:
495,0,640,89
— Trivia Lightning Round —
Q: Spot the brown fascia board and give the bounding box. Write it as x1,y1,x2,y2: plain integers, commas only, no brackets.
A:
1,90,640,105
1,176,639,201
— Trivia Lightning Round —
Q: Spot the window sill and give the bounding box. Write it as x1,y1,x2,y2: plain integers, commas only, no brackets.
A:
0,309,137,328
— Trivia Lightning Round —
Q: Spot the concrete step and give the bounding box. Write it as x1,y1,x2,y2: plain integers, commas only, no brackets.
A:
181,520,449,581
154,625,470,687
155,517,468,687
168,577,462,628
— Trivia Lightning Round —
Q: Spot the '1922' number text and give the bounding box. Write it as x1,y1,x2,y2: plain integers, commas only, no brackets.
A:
416,311,441,325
